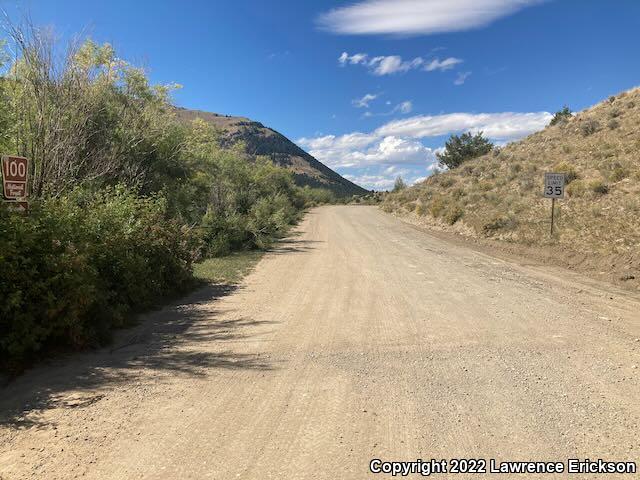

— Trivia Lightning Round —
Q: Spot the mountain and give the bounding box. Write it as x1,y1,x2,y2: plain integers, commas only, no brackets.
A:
383,87,640,287
174,108,367,197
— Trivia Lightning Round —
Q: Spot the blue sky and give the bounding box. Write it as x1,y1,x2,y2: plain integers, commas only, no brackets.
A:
5,0,640,189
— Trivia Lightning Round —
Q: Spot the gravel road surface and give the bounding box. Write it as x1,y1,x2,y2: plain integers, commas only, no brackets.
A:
1,206,639,479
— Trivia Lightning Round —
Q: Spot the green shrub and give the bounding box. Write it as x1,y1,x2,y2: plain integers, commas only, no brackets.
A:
549,106,572,126
0,187,196,372
436,131,494,169
247,193,298,249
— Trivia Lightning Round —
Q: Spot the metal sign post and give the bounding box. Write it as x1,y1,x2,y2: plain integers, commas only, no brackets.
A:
543,172,565,238
550,197,556,236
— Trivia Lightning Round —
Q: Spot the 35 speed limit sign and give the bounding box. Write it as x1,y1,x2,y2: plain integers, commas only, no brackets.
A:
2,155,29,200
544,172,565,199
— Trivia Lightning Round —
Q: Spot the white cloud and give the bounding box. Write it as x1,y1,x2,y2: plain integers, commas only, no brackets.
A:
343,173,397,190
353,93,379,108
338,52,369,65
298,133,436,169
297,109,551,190
338,52,461,76
375,111,552,141
369,55,423,75
424,57,463,72
343,166,434,191
359,100,413,118
318,0,545,36
394,101,413,114
454,71,472,85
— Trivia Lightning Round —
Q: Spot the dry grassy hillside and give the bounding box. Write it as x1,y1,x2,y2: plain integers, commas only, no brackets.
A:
383,87,640,283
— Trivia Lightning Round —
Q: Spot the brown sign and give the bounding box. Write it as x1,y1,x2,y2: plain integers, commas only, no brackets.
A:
2,156,29,200
5,200,29,214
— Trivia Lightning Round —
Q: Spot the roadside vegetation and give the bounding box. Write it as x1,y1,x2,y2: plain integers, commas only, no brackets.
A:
0,23,339,373
383,88,640,262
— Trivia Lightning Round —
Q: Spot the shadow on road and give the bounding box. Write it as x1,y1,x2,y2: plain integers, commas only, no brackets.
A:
267,238,323,255
0,283,277,430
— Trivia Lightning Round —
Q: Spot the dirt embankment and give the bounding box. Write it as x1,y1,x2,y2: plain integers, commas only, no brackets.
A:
388,208,639,293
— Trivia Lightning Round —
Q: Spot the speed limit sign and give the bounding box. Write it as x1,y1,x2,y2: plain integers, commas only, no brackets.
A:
544,172,565,237
544,172,565,198
2,155,29,200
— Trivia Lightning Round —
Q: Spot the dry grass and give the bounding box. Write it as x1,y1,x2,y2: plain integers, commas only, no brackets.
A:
193,251,264,285
383,87,640,255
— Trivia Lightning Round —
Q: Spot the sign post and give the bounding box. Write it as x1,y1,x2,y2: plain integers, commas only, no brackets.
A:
543,172,565,237
2,155,30,212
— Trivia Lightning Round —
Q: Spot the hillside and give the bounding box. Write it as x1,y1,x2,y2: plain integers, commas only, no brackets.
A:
383,87,640,286
175,108,367,197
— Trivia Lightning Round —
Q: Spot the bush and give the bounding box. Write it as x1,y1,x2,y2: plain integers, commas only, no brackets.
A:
610,166,629,182
549,106,572,126
580,119,600,136
429,197,447,218
444,205,464,225
0,187,196,372
607,119,620,130
482,215,518,235
247,193,298,249
0,23,314,374
393,176,407,192
552,161,579,183
566,180,586,197
437,132,494,169
588,179,609,195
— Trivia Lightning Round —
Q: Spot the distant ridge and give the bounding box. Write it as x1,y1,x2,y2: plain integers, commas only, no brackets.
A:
175,108,367,197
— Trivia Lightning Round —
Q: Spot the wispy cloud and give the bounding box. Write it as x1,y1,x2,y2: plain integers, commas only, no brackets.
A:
266,51,290,60
362,100,414,118
454,71,472,85
394,101,413,114
338,52,463,76
338,52,369,65
339,52,425,75
424,57,463,71
318,0,545,36
352,93,379,108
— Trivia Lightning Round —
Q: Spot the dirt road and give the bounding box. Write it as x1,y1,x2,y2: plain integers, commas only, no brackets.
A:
1,206,639,479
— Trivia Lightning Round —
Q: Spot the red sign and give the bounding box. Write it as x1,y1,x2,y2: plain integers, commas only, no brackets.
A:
2,156,29,200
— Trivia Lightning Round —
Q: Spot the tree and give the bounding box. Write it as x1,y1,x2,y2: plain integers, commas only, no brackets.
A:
436,132,493,170
549,106,572,126
393,176,406,192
